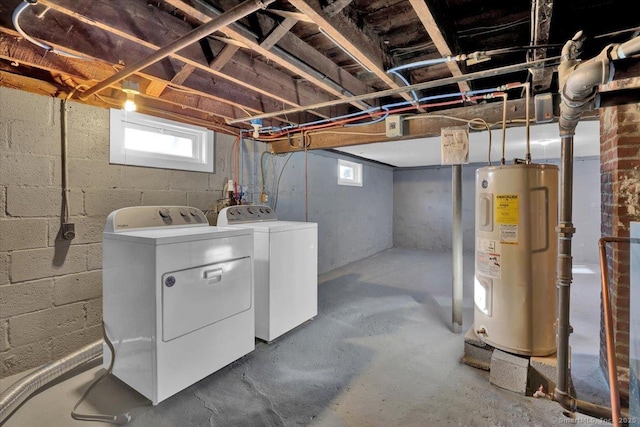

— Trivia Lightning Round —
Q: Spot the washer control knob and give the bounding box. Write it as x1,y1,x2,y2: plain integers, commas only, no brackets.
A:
189,208,198,216
180,209,188,217
259,208,265,214
247,207,256,215
265,208,271,213
158,208,171,218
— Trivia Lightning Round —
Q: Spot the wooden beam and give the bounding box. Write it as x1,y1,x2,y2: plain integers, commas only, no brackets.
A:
260,17,298,51
266,9,313,23
0,68,239,135
288,0,415,103
31,0,338,119
0,30,310,126
0,24,268,117
270,98,530,153
146,80,168,97
170,64,197,85
407,0,471,94
530,0,554,91
324,0,354,17
209,44,240,71
252,10,371,101
166,0,371,110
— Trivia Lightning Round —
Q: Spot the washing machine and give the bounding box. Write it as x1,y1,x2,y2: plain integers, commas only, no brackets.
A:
102,206,254,405
217,205,317,342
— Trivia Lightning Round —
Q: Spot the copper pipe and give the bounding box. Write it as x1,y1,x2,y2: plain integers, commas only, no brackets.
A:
79,0,274,100
598,236,638,427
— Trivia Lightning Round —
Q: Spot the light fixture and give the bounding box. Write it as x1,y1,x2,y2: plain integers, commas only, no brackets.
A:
121,80,139,112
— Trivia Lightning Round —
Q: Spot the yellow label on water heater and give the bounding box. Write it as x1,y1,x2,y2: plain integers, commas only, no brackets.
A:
495,194,519,224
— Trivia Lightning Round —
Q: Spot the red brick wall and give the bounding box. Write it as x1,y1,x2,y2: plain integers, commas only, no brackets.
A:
600,102,640,402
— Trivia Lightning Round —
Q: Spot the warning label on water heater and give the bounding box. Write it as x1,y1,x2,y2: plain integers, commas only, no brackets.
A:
476,238,501,278
495,194,519,244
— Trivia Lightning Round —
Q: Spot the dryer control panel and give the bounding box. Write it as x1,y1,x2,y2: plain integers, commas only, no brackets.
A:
105,206,208,232
218,205,277,225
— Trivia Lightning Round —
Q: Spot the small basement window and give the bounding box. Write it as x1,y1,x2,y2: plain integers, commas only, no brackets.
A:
338,159,363,187
110,109,215,173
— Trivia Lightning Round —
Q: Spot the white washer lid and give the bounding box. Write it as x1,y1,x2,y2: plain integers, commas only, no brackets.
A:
103,225,252,245
228,220,317,233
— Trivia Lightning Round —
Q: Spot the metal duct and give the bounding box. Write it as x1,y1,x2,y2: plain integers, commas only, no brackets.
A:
0,340,102,424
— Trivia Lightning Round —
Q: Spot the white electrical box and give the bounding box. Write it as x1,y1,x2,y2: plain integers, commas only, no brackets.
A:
385,115,405,137
534,93,554,123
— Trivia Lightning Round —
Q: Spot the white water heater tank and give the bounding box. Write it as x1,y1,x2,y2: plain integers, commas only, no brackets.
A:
474,163,558,356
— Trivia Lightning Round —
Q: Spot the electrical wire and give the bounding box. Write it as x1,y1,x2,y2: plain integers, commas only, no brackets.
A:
12,1,93,61
70,323,131,425
458,17,529,39
306,131,387,137
273,153,293,211
60,95,72,224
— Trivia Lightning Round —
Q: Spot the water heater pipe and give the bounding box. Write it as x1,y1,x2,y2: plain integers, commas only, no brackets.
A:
79,0,275,100
554,30,640,418
554,134,575,408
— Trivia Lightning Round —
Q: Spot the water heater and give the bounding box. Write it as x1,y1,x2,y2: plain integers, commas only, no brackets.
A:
474,163,558,356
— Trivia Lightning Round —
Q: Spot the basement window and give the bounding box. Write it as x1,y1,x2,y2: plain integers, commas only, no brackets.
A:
110,109,215,173
338,159,363,187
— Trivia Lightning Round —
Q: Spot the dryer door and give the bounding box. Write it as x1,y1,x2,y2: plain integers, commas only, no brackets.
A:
161,257,251,341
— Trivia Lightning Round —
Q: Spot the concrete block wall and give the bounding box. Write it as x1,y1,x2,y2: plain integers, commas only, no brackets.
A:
0,87,237,378
600,102,640,401
273,150,394,274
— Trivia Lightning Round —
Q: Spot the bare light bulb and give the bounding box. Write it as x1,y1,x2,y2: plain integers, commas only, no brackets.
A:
121,80,140,112
124,94,136,112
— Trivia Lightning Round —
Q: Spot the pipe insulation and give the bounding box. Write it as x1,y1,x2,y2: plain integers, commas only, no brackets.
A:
0,340,102,424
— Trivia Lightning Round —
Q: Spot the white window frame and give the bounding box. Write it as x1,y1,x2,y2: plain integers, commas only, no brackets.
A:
110,109,215,173
338,159,363,187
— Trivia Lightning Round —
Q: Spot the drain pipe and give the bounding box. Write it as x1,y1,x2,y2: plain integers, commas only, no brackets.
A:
0,340,102,424
554,30,640,418
79,0,274,100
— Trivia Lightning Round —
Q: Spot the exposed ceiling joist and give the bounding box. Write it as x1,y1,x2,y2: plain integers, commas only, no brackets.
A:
260,17,298,50
407,0,472,94
266,9,313,23
251,9,372,103
36,0,323,116
209,45,241,71
0,68,241,133
324,0,354,17
0,30,253,121
270,98,531,153
530,0,554,91
165,0,372,110
287,0,416,104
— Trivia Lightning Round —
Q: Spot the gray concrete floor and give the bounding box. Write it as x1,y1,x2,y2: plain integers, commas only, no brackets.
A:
2,248,612,426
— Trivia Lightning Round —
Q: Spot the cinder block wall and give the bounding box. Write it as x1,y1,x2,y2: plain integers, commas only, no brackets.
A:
0,87,238,377
600,102,640,402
